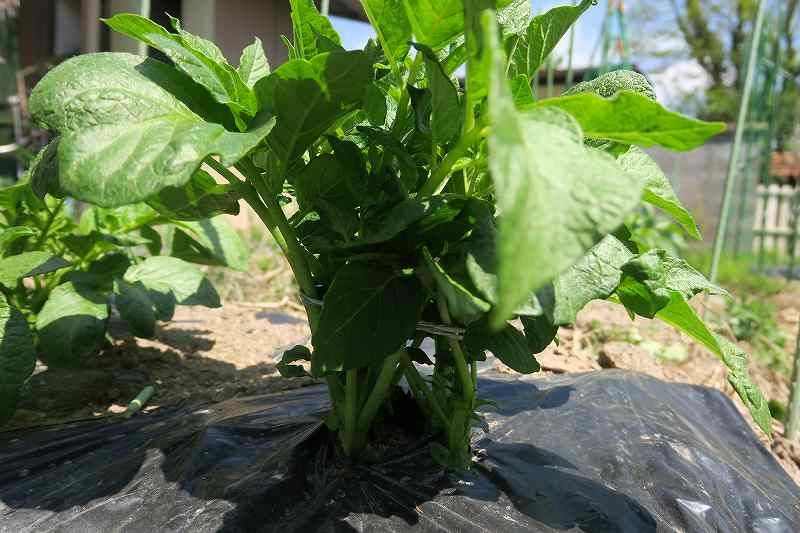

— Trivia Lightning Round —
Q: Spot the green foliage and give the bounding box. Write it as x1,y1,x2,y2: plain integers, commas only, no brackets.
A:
725,296,790,375
0,171,246,420
23,2,769,466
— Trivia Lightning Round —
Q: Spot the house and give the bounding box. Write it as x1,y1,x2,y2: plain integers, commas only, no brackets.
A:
14,0,366,70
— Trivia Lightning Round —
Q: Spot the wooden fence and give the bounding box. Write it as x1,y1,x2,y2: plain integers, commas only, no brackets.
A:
753,183,800,256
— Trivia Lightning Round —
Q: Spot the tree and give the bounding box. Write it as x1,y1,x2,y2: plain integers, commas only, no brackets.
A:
629,0,799,149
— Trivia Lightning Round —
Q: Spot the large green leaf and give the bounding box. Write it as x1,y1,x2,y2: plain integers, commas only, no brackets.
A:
37,282,109,368
413,44,462,146
360,0,412,65
311,263,424,373
653,293,772,436
550,235,634,325
170,217,250,271
26,139,64,199
618,249,727,318
238,37,270,88
464,318,540,373
404,0,465,49
124,256,220,307
29,53,275,208
617,147,701,239
0,251,70,288
255,51,372,166
289,0,342,59
0,294,36,424
485,14,642,326
114,279,158,338
564,69,656,100
0,227,38,256
103,14,257,118
147,169,241,221
528,91,726,151
423,247,489,324
510,0,593,78
520,314,558,353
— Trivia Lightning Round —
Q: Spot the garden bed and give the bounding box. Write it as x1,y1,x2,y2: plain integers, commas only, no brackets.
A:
9,293,800,486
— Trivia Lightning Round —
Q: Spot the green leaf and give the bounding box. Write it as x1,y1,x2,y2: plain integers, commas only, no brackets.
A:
463,0,493,104
147,169,241,220
412,44,462,145
0,227,38,256
170,217,250,270
550,235,634,325
497,0,530,37
509,74,534,106
238,37,270,87
289,0,342,59
464,318,540,373
518,0,593,77
423,247,489,324
485,13,642,326
528,91,726,151
617,147,701,239
652,293,772,436
37,282,109,368
29,53,275,208
311,263,424,373
26,139,64,199
277,345,311,377
404,0,465,49
360,0,412,65
103,14,257,118
0,251,70,288
255,51,372,166
114,279,158,338
520,314,558,353
363,83,389,127
0,293,36,424
622,249,726,304
564,69,656,101
124,256,220,307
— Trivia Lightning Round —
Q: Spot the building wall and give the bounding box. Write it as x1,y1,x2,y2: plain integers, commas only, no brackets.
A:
212,0,291,67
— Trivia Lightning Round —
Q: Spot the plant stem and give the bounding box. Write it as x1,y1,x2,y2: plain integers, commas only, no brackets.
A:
401,352,450,430
418,127,486,197
33,198,65,249
355,353,401,443
207,157,320,327
343,369,359,457
436,295,475,405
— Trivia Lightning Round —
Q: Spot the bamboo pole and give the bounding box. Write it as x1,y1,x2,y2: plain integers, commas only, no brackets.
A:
708,0,768,284
138,0,150,56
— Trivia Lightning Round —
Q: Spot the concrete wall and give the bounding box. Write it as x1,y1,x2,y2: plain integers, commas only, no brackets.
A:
647,133,734,246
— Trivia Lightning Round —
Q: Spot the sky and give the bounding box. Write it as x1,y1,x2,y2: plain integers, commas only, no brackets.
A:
331,1,603,67
328,1,697,109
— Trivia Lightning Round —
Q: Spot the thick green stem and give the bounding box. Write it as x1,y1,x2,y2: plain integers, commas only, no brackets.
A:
356,353,401,436
436,295,475,405
401,352,450,430
418,127,486,197
342,369,359,457
208,157,320,327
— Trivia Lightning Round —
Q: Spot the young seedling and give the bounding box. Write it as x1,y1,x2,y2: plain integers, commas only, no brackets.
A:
18,0,771,467
0,166,247,423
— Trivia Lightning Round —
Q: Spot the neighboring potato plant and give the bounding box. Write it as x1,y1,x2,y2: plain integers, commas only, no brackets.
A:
18,0,771,467
0,173,248,423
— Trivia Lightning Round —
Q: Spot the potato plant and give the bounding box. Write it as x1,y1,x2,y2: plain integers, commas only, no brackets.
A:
18,0,771,467
0,172,248,424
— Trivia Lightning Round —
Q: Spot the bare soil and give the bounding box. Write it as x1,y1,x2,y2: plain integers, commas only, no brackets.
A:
8,281,800,485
